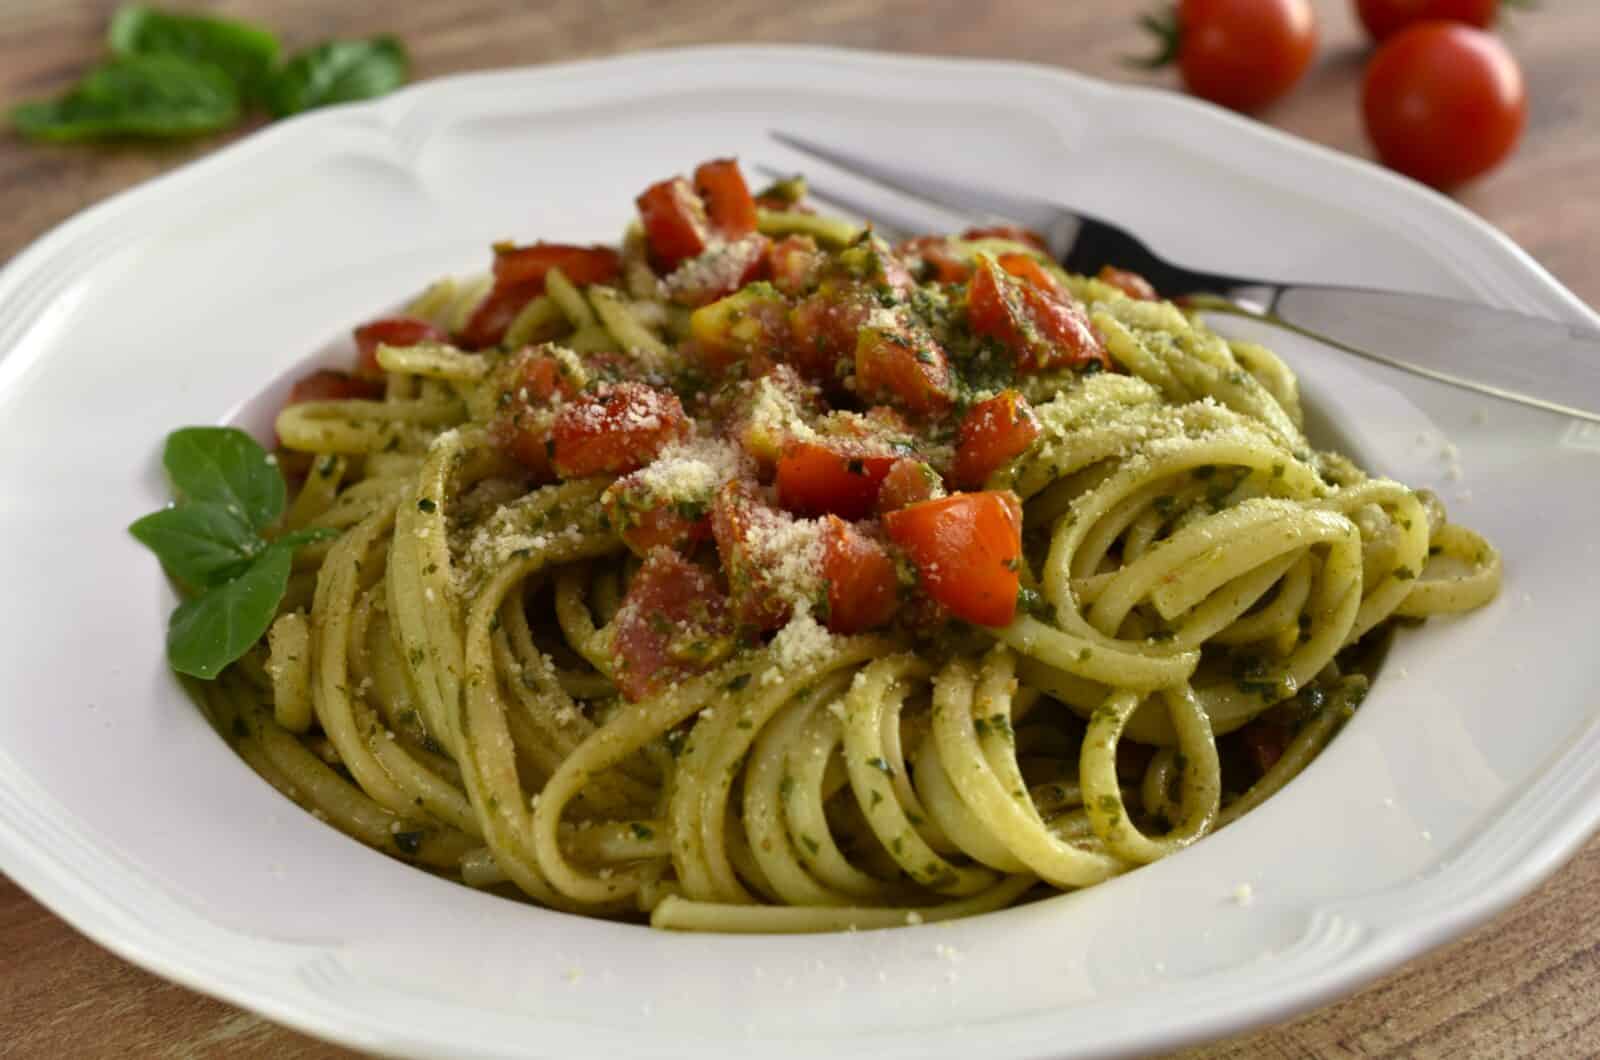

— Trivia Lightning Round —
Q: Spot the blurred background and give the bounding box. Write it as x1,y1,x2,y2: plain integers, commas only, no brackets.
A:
2,2,1598,1058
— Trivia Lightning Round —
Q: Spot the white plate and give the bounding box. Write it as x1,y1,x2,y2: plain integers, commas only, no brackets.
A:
2,46,1598,1060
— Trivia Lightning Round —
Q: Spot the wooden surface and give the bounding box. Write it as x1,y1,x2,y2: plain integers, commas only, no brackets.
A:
2,2,1596,1056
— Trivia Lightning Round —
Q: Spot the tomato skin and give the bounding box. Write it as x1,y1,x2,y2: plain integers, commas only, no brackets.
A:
610,548,733,701
876,458,945,514
968,257,1109,374
899,236,973,283
1362,22,1525,188
637,177,711,270
884,491,1023,628
1239,717,1292,774
353,316,445,379
459,243,622,350
693,158,759,238
953,390,1041,489
287,369,384,405
788,291,869,384
550,383,689,479
1175,0,1318,113
1096,265,1160,302
854,322,956,415
1356,0,1498,41
775,440,899,520
818,516,900,634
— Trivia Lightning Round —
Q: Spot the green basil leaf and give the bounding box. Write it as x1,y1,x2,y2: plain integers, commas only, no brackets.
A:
108,4,279,103
10,55,240,142
166,540,295,679
268,36,407,118
129,502,262,588
162,427,285,532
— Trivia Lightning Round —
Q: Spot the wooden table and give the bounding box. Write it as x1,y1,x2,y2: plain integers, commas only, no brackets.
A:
2,2,1596,1056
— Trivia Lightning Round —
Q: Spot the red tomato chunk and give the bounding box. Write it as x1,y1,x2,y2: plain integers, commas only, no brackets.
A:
775,440,898,521
1097,265,1159,302
968,256,1109,374
884,491,1024,627
551,383,689,478
610,549,733,701
819,516,900,634
287,369,384,405
353,316,445,379
953,390,1041,489
876,458,945,514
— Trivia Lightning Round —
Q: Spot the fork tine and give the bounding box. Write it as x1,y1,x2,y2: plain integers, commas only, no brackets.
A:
750,162,923,243
768,130,1066,235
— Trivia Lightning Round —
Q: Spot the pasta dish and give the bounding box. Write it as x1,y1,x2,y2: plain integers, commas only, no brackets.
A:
163,159,1500,932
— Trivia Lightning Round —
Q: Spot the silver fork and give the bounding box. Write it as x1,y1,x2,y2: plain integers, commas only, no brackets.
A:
767,131,1600,424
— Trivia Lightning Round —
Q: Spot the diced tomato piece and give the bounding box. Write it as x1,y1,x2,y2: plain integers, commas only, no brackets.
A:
493,242,621,290
1240,719,1292,775
1097,265,1160,302
551,383,689,479
611,548,733,701
952,390,1041,489
767,235,824,297
962,224,1049,251
775,440,899,520
602,470,713,557
459,244,623,350
899,236,972,283
353,317,445,379
855,320,955,414
693,159,759,239
995,253,1068,298
967,256,1108,374
711,480,800,631
788,291,868,384
689,282,792,374
818,516,899,634
884,491,1023,627
637,176,711,271
665,234,770,308
876,458,945,514
287,369,384,405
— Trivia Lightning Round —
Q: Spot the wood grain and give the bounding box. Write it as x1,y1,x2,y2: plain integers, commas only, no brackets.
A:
2,2,1596,1056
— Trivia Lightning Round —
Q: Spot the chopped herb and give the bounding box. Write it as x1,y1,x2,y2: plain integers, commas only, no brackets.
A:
392,830,424,856
417,497,437,513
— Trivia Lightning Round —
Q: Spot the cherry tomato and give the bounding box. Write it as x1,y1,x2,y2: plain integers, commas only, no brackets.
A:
952,390,1041,490
1355,0,1499,41
1362,22,1526,188
876,458,945,514
610,548,732,701
352,316,445,379
854,319,956,415
693,158,760,239
602,471,713,557
549,383,689,478
1147,0,1318,113
711,480,794,631
884,491,1024,628
286,369,384,405
775,439,898,520
1096,265,1160,302
818,516,900,634
967,256,1108,374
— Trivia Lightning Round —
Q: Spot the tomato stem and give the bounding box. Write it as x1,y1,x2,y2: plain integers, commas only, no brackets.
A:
1126,4,1182,70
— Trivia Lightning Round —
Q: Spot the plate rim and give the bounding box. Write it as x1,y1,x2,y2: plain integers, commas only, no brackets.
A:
2,43,1597,1060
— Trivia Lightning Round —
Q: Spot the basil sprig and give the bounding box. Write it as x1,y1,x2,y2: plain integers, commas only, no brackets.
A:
109,4,280,104
268,37,408,118
130,427,331,679
12,5,409,143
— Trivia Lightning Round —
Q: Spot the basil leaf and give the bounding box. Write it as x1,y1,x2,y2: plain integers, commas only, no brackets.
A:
129,502,262,588
162,427,284,533
166,540,295,679
108,4,280,103
10,55,239,142
268,36,407,118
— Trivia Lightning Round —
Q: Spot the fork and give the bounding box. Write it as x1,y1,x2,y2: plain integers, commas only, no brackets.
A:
766,131,1600,424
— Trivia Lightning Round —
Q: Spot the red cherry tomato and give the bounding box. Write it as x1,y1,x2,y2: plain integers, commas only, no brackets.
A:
818,516,900,634
549,383,689,478
1362,22,1526,188
1150,0,1318,113
884,491,1024,628
1355,0,1499,41
610,548,732,701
